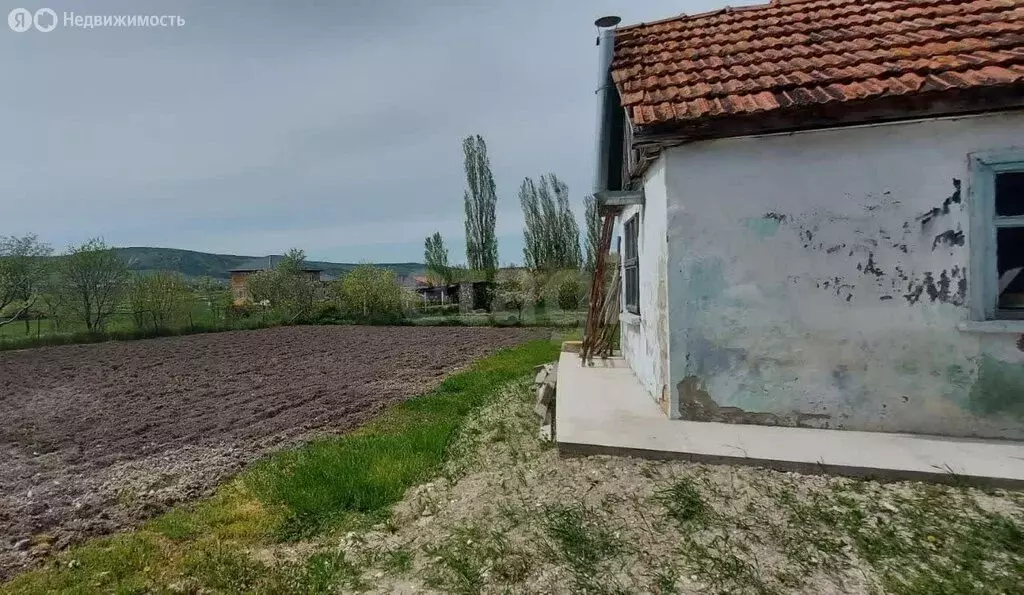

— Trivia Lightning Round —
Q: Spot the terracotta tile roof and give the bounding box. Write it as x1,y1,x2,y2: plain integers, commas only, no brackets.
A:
611,0,1024,130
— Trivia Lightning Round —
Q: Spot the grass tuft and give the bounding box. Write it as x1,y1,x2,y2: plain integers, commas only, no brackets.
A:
542,503,623,591
656,477,707,527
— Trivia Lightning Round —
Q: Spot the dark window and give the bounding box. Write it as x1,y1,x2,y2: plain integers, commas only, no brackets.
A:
624,214,639,315
997,172,1024,313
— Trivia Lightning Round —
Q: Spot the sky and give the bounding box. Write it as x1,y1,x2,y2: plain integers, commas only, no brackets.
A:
1,0,746,264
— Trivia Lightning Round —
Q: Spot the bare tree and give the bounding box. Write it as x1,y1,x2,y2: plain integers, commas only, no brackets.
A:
0,234,53,328
58,238,129,333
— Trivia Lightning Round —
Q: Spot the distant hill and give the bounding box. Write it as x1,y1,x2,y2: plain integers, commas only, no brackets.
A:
114,247,424,281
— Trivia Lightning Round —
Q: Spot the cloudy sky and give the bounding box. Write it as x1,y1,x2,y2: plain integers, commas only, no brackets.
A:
2,0,739,264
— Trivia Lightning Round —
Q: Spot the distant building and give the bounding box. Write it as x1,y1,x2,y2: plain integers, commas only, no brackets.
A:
229,256,323,305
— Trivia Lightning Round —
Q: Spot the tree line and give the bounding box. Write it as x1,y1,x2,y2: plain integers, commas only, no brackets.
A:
0,237,417,341
424,134,603,288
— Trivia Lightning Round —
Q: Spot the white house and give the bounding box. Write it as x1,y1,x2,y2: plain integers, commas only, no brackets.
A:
592,0,1024,440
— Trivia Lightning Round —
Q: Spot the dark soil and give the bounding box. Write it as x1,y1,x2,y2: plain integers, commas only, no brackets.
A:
0,325,546,579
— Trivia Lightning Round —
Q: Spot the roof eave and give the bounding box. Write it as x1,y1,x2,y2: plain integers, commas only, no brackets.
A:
629,86,1024,149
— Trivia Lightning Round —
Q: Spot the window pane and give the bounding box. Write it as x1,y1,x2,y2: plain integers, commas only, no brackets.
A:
995,172,1024,217
625,265,639,312
624,217,638,261
997,226,1024,310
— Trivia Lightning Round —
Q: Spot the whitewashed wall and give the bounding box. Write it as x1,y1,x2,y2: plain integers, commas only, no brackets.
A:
662,111,1024,439
619,158,669,407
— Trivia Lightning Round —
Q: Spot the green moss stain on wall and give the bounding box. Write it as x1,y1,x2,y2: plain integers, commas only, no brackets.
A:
743,216,783,239
945,364,972,391
689,258,727,309
969,355,1024,418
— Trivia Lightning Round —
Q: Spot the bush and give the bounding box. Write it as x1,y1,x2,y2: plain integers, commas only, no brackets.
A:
127,271,191,332
243,249,319,322
415,304,460,316
227,303,258,322
556,275,584,311
331,265,404,324
306,301,345,325
495,270,528,315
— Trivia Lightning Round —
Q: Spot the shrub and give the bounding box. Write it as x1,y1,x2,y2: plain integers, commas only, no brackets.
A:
415,304,460,316
307,301,345,325
127,271,191,332
246,250,319,322
555,275,584,311
495,270,528,316
227,303,258,322
332,265,404,324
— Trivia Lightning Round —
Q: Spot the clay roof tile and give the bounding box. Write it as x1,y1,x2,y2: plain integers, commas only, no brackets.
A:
610,0,1024,129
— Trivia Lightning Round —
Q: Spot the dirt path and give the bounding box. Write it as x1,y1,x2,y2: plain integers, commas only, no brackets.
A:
0,325,547,579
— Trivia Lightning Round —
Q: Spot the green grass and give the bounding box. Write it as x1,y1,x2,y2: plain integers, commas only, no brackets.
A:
2,339,560,594
246,339,560,538
656,477,708,527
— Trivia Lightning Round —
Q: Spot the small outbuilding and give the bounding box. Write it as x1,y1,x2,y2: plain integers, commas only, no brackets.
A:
591,0,1024,439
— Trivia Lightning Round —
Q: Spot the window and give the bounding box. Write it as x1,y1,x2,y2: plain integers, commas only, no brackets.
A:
623,214,639,315
969,150,1024,321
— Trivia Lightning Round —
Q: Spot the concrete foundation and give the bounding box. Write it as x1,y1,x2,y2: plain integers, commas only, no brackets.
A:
556,350,1024,488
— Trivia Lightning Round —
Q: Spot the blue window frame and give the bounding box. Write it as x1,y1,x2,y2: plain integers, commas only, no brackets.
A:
968,149,1024,321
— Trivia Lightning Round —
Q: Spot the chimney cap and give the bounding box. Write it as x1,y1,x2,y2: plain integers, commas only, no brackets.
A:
594,15,621,28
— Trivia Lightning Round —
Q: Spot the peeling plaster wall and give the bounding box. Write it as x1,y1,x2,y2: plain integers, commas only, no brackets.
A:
664,111,1024,439
620,157,670,407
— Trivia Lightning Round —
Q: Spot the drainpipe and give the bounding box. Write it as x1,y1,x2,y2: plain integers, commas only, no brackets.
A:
593,16,622,195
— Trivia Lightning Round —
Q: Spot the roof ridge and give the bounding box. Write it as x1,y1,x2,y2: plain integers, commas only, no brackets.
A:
614,14,1024,72
614,19,1024,82
616,0,979,35
615,0,1014,49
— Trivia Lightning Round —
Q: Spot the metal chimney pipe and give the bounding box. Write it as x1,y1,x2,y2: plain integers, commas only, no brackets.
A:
593,16,621,195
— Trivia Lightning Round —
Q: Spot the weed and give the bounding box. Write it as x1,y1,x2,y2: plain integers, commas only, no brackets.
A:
653,567,679,594
425,524,533,594
182,539,267,594
682,533,776,595
656,477,707,527
270,550,365,593
379,549,413,574
1,533,169,595
542,504,623,591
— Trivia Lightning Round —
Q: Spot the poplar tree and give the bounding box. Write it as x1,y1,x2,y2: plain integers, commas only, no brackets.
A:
462,135,498,277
